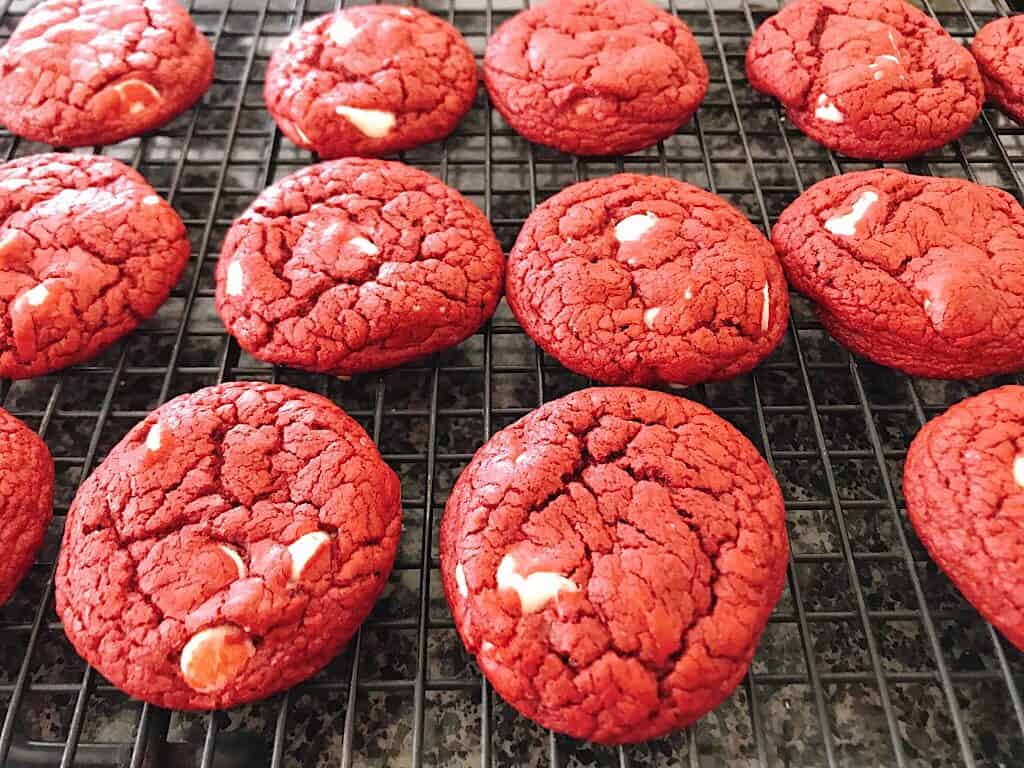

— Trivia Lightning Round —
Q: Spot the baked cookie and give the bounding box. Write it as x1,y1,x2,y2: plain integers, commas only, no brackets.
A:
0,407,54,605
440,386,788,744
56,382,402,710
506,173,788,386
972,15,1024,125
772,169,1024,379
483,0,708,156
904,385,1024,649
264,5,477,158
0,0,214,147
746,0,984,160
0,153,190,379
215,158,504,376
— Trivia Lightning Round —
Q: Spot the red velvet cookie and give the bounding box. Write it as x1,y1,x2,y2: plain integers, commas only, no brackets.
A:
0,0,214,147
440,387,788,744
772,169,1024,378
0,153,190,379
746,0,984,160
972,15,1024,125
904,385,1024,649
264,5,477,158
506,173,789,387
56,382,402,710
215,158,504,376
0,407,53,605
483,0,708,156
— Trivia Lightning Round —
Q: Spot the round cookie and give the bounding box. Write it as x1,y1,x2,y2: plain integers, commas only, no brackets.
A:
904,385,1024,650
56,382,402,710
215,158,505,376
506,173,789,387
772,169,1024,379
264,5,477,158
0,153,190,379
0,407,54,605
483,0,708,156
972,15,1024,125
0,0,214,147
440,386,788,744
746,0,984,160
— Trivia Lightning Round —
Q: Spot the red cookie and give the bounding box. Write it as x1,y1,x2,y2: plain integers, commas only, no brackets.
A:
483,0,708,156
56,382,402,710
904,385,1024,649
0,0,214,147
506,173,789,387
264,6,477,158
0,153,190,379
215,158,504,376
746,0,983,160
440,387,788,744
972,15,1024,125
0,407,54,605
772,169,1024,379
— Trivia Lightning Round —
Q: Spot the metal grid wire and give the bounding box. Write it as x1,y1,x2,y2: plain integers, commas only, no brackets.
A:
2,0,1024,764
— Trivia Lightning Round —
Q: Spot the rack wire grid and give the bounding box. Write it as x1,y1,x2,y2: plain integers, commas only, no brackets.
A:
3,0,1024,765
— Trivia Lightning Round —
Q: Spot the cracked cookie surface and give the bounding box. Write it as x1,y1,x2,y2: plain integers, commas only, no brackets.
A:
56,382,402,710
0,0,214,147
0,407,53,605
215,158,505,376
904,385,1024,650
264,5,477,158
772,169,1024,378
746,0,983,160
483,0,708,156
972,15,1024,125
0,153,190,379
506,173,789,386
440,387,788,744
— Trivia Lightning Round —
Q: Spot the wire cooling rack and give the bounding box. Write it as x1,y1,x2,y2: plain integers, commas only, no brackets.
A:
2,0,1024,765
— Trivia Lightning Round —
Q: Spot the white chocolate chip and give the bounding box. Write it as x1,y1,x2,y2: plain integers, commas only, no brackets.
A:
455,562,468,597
293,124,311,146
336,106,397,138
643,306,661,329
22,283,49,307
761,282,770,334
814,94,843,123
328,16,360,46
668,383,688,391
142,194,160,205
824,190,879,236
888,30,900,55
225,260,245,297
218,545,247,579
684,287,693,301
349,236,379,256
180,625,255,693
868,54,902,82
399,7,414,15
145,422,163,451
481,641,495,652
614,212,658,243
0,230,19,254
113,79,161,115
496,554,577,614
1014,456,1024,487
288,531,331,582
